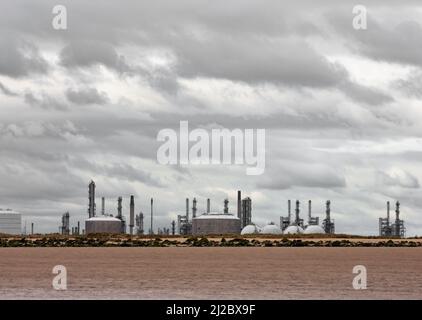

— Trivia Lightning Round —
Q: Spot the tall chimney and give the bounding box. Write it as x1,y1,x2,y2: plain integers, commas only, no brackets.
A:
308,200,312,223
150,198,154,235
192,198,197,218
88,180,96,218
295,200,300,225
387,201,390,226
129,195,135,235
117,197,122,219
237,190,241,220
186,198,189,222
395,201,400,221
288,200,291,222
395,201,400,237
101,197,105,216
207,198,210,213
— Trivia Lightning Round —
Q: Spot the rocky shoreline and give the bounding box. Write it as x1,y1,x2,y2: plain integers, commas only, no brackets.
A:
1,235,421,247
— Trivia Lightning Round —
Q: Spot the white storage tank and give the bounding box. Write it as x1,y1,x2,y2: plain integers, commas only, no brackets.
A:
241,224,261,235
284,225,304,234
261,223,282,235
0,209,22,235
304,225,325,234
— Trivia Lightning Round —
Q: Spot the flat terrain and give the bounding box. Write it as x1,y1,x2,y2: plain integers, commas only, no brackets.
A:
0,247,421,299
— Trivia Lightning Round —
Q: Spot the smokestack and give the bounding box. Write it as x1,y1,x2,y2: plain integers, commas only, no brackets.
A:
150,198,154,235
117,197,122,219
288,200,291,222
101,197,105,216
395,201,401,237
387,201,390,226
129,195,135,235
192,198,197,218
88,180,96,218
295,200,300,225
308,200,312,223
237,190,241,220
186,198,189,222
224,199,229,214
207,198,210,213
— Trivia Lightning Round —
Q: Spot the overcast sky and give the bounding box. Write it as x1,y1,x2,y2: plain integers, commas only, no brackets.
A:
1,0,422,235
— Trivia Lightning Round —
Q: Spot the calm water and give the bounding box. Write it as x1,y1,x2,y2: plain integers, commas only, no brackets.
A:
0,247,421,299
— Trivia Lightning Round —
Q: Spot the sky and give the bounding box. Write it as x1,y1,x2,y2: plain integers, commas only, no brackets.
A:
1,0,422,235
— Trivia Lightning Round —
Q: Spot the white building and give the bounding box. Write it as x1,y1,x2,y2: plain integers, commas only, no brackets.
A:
0,209,22,235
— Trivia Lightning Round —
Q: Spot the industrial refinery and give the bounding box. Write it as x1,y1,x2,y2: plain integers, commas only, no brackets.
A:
0,180,410,238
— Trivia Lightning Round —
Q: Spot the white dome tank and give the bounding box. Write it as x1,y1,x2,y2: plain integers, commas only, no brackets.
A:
284,225,304,234
241,225,260,235
261,224,282,235
304,225,325,234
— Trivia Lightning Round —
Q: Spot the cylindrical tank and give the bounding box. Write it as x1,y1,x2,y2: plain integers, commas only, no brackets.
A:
85,217,123,234
192,212,240,235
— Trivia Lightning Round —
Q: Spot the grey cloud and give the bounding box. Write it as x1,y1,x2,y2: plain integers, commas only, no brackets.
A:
66,87,110,105
257,163,346,190
60,40,130,73
176,37,347,88
327,12,422,67
395,70,422,98
339,81,394,106
24,92,68,111
376,170,420,189
0,35,48,78
0,82,18,96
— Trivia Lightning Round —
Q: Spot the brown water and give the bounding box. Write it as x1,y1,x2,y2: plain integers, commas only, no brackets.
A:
0,247,421,299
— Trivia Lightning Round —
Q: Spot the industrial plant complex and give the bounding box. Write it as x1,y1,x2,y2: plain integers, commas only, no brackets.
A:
0,180,409,238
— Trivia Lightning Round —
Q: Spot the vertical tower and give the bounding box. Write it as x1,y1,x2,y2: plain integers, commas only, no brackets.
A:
241,197,252,228
101,197,105,216
117,197,122,219
237,190,241,220
387,201,390,226
323,200,335,234
395,201,400,236
150,198,154,235
171,220,176,235
186,198,189,222
308,200,312,224
192,198,197,218
288,200,291,223
129,195,135,235
295,200,300,225
207,198,210,213
31,223,34,235
88,180,96,218
224,199,229,214
61,212,70,235
77,221,80,235
140,212,144,235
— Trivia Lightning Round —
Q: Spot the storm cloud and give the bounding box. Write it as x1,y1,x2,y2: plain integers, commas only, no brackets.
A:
0,0,422,235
